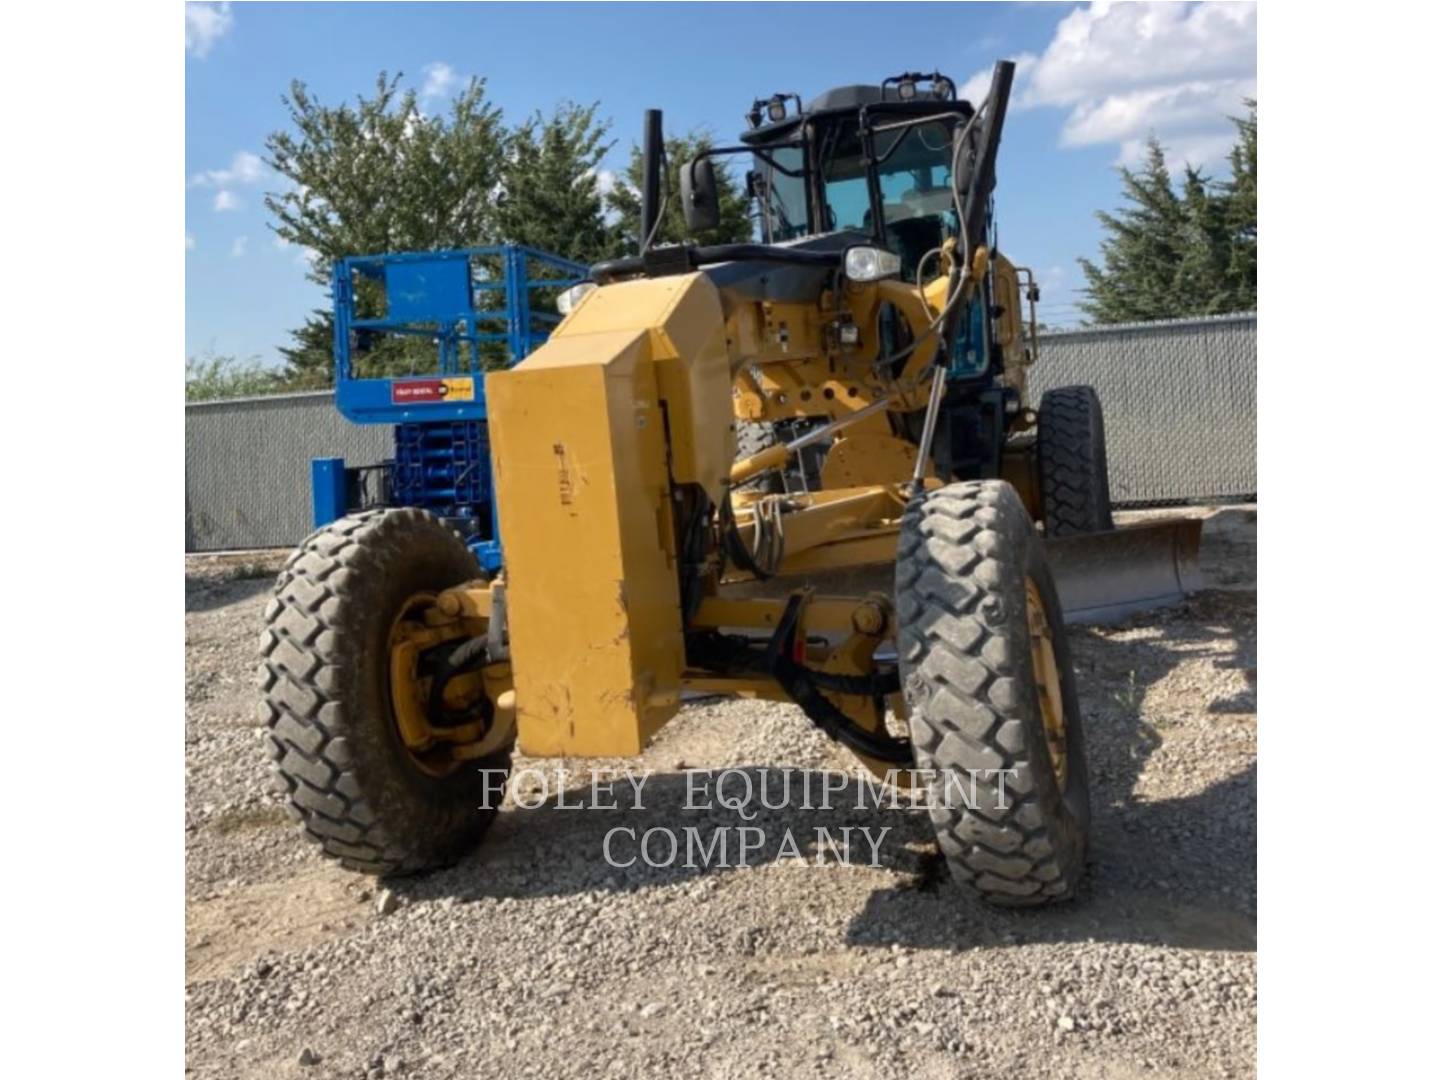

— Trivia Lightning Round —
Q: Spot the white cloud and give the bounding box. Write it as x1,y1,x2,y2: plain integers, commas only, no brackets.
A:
190,150,264,188
230,236,248,258
213,190,239,212
590,168,622,224
421,62,460,101
957,2,1255,169
1024,1,1255,108
186,232,196,251
185,2,234,59
1061,76,1255,148
957,54,1037,110
272,234,292,251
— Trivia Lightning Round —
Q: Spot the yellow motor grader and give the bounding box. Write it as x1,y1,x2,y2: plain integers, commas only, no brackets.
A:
260,62,1196,906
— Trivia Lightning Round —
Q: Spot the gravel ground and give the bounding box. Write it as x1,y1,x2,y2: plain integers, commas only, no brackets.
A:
185,506,1256,1079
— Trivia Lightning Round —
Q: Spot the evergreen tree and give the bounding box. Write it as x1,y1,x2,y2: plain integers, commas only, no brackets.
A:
1224,100,1257,310
1078,103,1257,325
605,132,753,254
1078,139,1189,323
1176,164,1235,315
274,313,335,390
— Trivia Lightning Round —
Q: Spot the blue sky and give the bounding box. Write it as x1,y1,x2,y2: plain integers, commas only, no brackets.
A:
185,1,1256,366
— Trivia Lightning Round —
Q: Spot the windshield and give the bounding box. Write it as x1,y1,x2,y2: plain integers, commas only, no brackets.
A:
816,116,957,275
872,120,957,229
815,120,870,231
747,114,960,266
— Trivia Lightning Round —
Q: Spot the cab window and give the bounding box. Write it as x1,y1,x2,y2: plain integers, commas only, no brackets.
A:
872,119,958,276
816,117,957,250
758,145,809,242
873,121,956,232
816,120,871,232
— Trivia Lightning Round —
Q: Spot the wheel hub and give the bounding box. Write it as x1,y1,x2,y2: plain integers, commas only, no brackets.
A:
388,592,494,778
1024,577,1068,792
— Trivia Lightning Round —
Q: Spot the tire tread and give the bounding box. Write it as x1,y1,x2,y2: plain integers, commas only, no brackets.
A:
896,480,1088,906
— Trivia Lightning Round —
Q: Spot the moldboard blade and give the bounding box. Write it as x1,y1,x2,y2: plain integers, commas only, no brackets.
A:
1046,518,1204,625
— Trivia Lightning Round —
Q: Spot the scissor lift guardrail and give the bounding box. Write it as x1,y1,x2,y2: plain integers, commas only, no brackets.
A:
311,244,588,572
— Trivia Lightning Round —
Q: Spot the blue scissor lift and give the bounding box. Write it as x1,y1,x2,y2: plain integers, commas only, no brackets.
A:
310,245,588,572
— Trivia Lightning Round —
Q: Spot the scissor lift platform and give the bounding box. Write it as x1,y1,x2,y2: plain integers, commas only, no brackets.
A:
311,245,587,572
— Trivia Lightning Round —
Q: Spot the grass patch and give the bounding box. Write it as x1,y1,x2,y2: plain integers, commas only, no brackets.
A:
212,805,292,835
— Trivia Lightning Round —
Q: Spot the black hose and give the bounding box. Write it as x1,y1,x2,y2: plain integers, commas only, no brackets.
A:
774,659,913,764
763,596,913,765
806,667,901,696
719,491,785,580
426,637,493,729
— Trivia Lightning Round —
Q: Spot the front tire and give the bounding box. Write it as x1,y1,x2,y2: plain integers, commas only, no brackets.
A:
896,480,1090,905
258,508,510,876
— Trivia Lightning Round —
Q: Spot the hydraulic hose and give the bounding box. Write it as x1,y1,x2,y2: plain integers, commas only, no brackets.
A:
426,637,493,730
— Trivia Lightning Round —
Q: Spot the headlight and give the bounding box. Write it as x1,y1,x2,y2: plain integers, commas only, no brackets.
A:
843,246,901,283
556,281,596,315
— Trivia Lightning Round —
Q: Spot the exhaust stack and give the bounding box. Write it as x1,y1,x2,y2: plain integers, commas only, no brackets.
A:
640,108,663,251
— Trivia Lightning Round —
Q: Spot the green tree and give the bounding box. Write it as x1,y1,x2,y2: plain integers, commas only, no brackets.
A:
185,352,284,401
1175,164,1235,315
264,72,509,385
1223,100,1257,310
498,101,616,263
1078,103,1257,324
605,132,753,254
273,316,334,391
1078,139,1189,323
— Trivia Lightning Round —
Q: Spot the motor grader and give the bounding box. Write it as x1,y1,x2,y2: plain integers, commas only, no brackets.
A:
261,61,1194,906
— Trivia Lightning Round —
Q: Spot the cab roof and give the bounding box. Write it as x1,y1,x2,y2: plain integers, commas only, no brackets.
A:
739,84,972,145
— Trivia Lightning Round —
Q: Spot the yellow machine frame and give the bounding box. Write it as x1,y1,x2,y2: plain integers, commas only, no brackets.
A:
448,240,1038,764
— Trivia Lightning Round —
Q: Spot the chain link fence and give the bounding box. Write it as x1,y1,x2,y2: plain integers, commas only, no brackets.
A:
1028,312,1256,506
185,313,1256,551
185,393,390,551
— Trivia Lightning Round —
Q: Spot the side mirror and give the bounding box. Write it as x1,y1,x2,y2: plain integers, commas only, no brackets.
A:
679,157,720,233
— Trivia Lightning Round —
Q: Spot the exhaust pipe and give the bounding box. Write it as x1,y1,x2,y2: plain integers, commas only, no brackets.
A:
640,109,663,252
1046,518,1203,624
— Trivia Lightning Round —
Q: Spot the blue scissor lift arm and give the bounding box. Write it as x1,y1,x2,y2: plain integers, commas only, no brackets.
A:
311,244,588,572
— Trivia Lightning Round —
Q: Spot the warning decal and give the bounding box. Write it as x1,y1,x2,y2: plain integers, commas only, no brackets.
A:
390,377,475,405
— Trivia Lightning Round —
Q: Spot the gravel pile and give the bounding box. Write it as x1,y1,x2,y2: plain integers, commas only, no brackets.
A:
185,507,1256,1079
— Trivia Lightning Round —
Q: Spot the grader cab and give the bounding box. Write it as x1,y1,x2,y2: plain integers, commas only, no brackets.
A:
261,62,1194,907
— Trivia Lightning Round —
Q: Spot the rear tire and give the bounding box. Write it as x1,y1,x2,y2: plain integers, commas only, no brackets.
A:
896,480,1091,905
258,508,510,876
1037,385,1113,536
735,420,825,493
735,422,786,494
